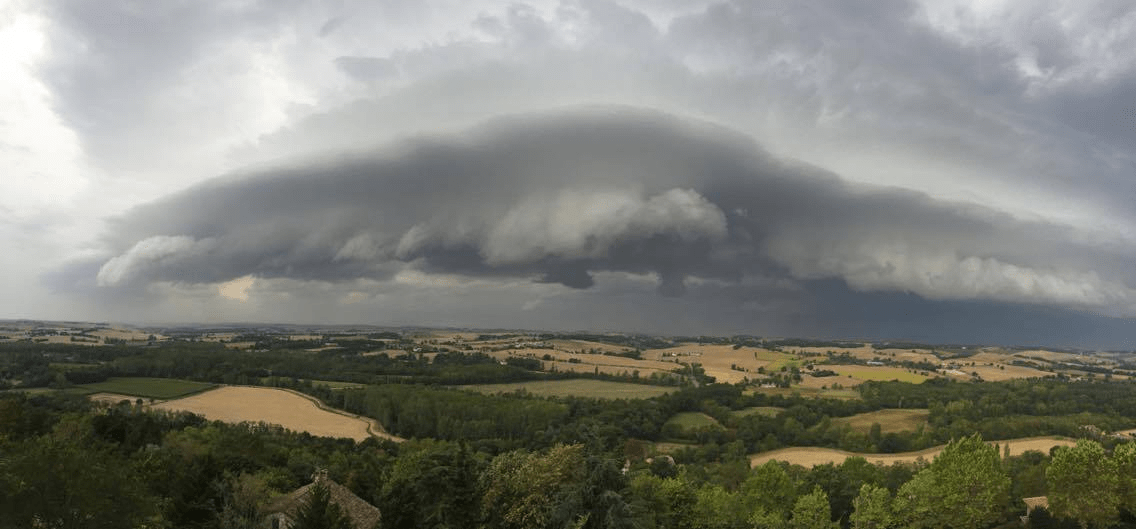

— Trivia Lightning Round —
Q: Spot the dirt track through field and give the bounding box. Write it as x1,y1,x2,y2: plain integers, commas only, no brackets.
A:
750,436,1077,468
151,386,403,443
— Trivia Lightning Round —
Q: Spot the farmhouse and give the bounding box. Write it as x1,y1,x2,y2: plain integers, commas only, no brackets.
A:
262,470,381,529
1020,496,1049,524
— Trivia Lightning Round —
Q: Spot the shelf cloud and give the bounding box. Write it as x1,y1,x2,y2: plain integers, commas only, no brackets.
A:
70,108,1136,324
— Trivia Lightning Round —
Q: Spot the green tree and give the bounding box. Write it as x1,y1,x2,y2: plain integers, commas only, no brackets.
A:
0,435,155,529
691,484,749,529
628,473,697,529
1047,440,1119,528
216,472,273,529
749,509,785,529
481,445,582,529
379,440,479,529
789,487,837,529
481,444,632,529
927,434,1009,529
1113,442,1136,516
891,468,938,529
293,480,354,529
890,436,1012,529
849,483,892,529
740,461,796,519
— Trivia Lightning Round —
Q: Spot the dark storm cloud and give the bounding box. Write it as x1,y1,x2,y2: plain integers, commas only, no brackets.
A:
84,108,1136,315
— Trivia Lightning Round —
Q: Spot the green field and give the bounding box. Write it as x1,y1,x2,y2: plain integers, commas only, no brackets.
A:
664,412,724,431
832,408,930,434
754,350,800,372
458,379,673,399
78,377,215,399
730,406,784,418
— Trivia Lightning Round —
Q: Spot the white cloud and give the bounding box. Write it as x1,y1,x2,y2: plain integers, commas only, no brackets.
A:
483,188,727,265
0,7,87,214
97,235,210,287
217,275,256,302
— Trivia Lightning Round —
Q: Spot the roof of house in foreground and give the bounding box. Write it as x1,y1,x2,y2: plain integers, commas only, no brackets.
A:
264,476,381,529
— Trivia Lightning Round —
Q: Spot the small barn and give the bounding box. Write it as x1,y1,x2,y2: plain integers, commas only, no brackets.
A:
263,470,381,529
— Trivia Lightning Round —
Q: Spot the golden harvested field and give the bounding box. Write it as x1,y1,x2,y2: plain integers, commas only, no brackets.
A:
1012,350,1081,363
151,386,398,442
968,363,1052,381
642,344,794,383
492,348,682,378
750,436,1077,468
968,351,1013,363
832,409,929,434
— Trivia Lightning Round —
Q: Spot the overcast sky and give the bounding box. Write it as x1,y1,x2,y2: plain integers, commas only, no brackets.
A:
4,0,1136,347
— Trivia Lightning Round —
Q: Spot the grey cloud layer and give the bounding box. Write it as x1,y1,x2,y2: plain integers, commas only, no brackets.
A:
90,108,1136,314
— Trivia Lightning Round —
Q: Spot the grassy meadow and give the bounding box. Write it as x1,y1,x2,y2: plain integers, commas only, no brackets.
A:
664,412,724,431
729,406,785,418
832,408,930,434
